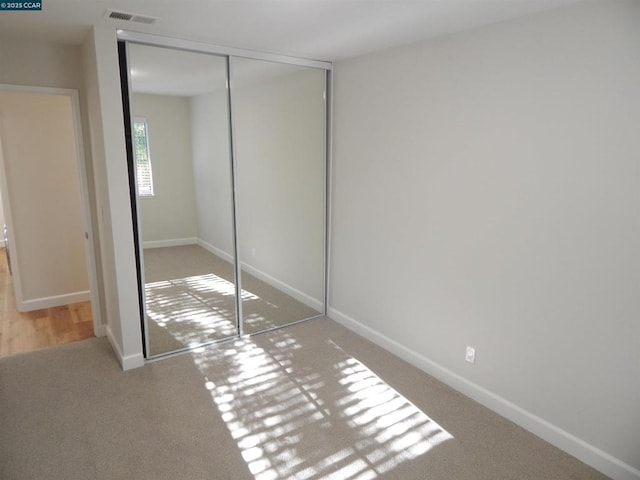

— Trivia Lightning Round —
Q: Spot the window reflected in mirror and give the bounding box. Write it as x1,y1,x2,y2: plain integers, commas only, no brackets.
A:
128,44,237,356
124,42,328,358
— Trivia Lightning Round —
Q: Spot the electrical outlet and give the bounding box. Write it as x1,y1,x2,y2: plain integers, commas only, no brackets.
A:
465,346,476,364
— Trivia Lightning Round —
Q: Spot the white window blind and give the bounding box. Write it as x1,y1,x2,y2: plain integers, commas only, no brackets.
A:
133,118,154,196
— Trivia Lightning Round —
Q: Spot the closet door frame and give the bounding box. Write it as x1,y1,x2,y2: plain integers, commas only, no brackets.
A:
117,30,332,359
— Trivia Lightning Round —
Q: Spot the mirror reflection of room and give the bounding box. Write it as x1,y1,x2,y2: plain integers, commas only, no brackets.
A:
129,44,237,356
128,44,327,357
231,57,326,335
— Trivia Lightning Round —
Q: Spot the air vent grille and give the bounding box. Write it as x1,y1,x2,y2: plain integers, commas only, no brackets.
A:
106,10,159,25
108,11,133,21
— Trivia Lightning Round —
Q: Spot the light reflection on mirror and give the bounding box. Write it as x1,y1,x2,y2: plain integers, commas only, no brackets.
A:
145,270,306,351
128,44,329,357
128,44,237,356
231,57,326,335
193,329,453,479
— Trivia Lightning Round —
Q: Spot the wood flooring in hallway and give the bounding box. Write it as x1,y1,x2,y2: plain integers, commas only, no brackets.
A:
0,247,94,357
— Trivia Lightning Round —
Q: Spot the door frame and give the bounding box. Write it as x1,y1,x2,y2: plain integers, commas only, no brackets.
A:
0,83,104,337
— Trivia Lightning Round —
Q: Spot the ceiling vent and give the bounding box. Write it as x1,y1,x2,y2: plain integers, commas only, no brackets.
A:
106,9,159,25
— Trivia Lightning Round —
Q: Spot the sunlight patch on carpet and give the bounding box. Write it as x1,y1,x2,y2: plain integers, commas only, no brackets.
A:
194,331,453,479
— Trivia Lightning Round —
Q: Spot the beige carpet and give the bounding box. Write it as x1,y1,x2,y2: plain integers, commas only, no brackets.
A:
143,245,320,356
0,318,608,480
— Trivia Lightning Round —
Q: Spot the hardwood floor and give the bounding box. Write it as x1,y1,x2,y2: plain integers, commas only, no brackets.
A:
0,247,94,357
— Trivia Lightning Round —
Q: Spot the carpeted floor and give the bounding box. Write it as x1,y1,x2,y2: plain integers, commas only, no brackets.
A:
0,317,608,480
143,245,320,356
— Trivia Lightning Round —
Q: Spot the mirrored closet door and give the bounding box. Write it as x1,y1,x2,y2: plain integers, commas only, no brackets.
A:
230,57,326,334
125,43,238,356
120,37,328,358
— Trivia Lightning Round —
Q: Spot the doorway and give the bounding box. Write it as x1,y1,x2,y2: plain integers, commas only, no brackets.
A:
0,85,101,356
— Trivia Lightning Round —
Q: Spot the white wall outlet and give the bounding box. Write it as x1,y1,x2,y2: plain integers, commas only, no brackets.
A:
465,346,476,364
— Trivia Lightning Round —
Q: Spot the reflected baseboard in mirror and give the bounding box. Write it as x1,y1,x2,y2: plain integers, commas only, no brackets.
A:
120,38,329,359
144,245,320,356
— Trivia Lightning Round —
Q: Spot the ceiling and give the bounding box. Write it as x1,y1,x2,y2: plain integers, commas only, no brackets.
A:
129,43,227,96
129,42,311,96
0,0,582,62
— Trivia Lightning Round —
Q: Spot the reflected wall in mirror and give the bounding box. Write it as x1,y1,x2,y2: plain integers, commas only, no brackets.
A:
230,57,326,334
128,44,237,356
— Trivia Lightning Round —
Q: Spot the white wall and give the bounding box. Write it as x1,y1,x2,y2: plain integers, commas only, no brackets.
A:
0,91,88,307
233,66,326,302
0,181,5,246
0,38,84,90
133,93,198,244
330,2,640,479
82,26,143,369
190,90,235,256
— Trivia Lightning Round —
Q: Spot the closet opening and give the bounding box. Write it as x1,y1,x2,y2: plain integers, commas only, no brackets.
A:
118,32,331,359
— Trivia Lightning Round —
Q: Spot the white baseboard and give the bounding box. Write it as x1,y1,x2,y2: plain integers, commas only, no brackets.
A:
106,325,144,371
92,322,107,337
197,239,233,263
198,239,323,312
0,239,5,248
328,307,640,480
241,262,323,311
142,237,197,249
19,291,91,312
19,290,107,338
